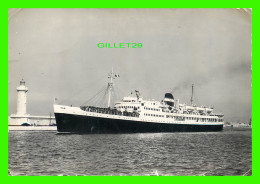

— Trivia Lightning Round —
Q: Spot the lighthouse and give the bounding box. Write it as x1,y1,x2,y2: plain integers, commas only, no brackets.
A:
16,79,28,115
8,79,56,127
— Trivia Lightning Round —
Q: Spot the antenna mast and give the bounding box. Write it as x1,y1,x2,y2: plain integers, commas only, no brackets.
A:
190,84,194,105
107,68,114,107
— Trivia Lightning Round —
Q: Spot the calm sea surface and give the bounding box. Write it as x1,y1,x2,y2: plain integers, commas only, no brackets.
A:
8,128,252,176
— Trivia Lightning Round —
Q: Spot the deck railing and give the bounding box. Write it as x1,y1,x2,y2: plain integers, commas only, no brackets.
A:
80,106,139,117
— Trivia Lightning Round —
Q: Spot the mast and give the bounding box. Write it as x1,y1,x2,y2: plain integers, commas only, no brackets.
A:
190,84,194,105
107,68,114,107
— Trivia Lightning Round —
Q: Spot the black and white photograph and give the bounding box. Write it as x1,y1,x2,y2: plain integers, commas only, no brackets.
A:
8,8,252,176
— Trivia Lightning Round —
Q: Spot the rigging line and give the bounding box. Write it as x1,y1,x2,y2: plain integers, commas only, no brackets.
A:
111,87,116,103
99,86,108,108
109,87,115,107
96,86,108,107
59,73,108,104
90,87,106,106
97,84,110,107
85,86,106,105
112,87,119,104
82,85,107,105
88,88,107,107
114,85,126,99
103,88,109,107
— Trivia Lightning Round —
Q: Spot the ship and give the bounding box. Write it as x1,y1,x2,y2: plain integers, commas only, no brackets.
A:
54,69,224,133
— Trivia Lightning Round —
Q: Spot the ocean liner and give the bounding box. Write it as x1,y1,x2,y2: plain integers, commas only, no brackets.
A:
54,69,224,133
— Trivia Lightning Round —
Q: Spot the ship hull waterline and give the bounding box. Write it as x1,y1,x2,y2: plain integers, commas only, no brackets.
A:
54,113,223,134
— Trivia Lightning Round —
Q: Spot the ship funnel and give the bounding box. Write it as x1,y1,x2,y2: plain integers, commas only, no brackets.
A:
164,93,174,106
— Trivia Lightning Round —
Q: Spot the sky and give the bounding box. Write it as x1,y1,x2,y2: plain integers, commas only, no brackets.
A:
8,8,252,122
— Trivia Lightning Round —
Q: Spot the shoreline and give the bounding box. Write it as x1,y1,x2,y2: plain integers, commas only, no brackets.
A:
8,126,57,131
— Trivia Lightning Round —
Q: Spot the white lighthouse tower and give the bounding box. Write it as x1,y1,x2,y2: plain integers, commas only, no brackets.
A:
8,79,29,126
16,79,28,115
8,79,56,128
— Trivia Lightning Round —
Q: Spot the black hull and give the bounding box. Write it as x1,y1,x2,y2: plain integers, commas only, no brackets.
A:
55,113,223,133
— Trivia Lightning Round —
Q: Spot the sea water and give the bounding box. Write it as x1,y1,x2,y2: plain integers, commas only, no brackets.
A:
8,128,252,176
